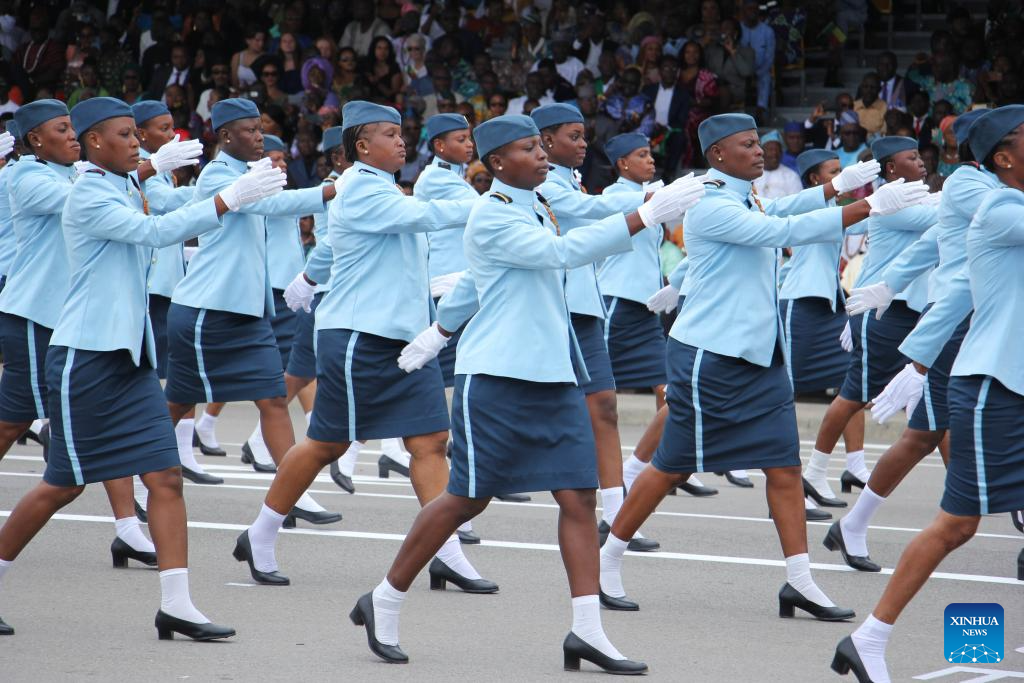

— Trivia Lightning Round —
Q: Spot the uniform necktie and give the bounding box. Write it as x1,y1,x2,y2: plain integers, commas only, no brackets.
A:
536,193,561,235
130,175,150,215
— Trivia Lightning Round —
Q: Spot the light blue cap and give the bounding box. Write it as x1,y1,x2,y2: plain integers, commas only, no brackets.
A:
605,132,649,165
14,99,69,137
760,129,782,146
869,136,918,164
341,100,401,132
796,149,839,181
425,113,470,142
5,120,19,140
263,134,286,153
473,114,539,159
211,97,260,131
322,125,343,152
70,97,133,138
698,113,757,153
132,100,171,125
953,108,987,146
530,102,584,130
969,105,1024,162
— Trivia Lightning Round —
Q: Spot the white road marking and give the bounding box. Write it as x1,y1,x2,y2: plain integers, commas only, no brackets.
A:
913,666,1024,681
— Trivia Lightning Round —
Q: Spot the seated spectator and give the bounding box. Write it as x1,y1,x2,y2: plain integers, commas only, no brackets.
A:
363,35,403,104
485,92,508,120
0,77,17,117
288,129,322,188
803,92,853,149
97,25,132,96
688,0,722,46
469,70,501,122
67,61,109,108
422,65,466,118
601,66,655,138
302,56,339,108
882,108,910,136
781,121,806,172
400,33,429,86
662,13,688,57
678,41,719,167
398,114,429,182
165,83,202,140
63,22,99,94
767,1,806,69
909,51,974,114
919,142,943,191
231,23,266,89
276,32,304,94
147,43,200,106
642,54,689,179
835,110,868,168
573,7,618,75
254,57,290,108
261,103,292,143
876,51,913,112
339,0,392,55
196,60,231,121
753,130,802,199
937,115,960,177
907,89,934,143
331,48,363,105
593,51,620,97
15,7,65,94
853,72,887,138
704,18,755,112
979,52,1012,105
465,159,492,194
929,99,953,142
535,58,576,102
117,64,145,105
434,34,479,99
636,35,663,86
739,0,774,117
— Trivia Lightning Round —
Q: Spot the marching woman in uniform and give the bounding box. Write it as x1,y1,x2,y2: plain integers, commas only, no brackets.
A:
831,105,1024,683
164,98,339,526
599,114,930,621
350,114,703,670
0,96,287,639
237,101,494,594
0,122,17,295
825,109,997,573
803,137,937,510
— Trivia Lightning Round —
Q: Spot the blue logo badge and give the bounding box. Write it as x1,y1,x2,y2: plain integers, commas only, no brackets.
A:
944,603,1004,664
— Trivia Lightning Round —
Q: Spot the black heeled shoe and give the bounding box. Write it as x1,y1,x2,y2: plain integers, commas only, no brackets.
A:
240,442,276,473
349,592,408,663
806,506,833,522
282,506,342,528
831,635,878,682
329,460,354,493
725,471,754,488
378,454,409,478
232,530,290,585
599,590,639,611
134,499,148,523
0,615,14,635
678,480,718,497
803,477,847,508
562,632,648,675
428,557,499,593
598,521,660,552
111,537,158,568
1018,547,1023,581
39,422,49,462
457,529,481,544
777,583,854,621
16,428,41,446
181,466,224,485
192,431,226,456
495,492,532,502
823,521,881,572
155,610,235,641
841,470,867,493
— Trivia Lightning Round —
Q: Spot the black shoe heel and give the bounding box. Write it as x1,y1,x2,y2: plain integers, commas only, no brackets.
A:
134,500,148,523
495,492,531,502
831,635,877,682
283,506,342,529
241,443,276,473
822,522,881,572
1017,547,1023,581
192,431,226,457
154,610,235,641
678,480,718,497
181,466,224,485
803,477,847,508
0,615,14,635
350,592,409,663
600,590,639,611
232,530,290,585
777,583,855,621
427,557,499,593
840,470,866,494
378,454,409,479
457,529,480,544
561,632,648,675
111,537,157,568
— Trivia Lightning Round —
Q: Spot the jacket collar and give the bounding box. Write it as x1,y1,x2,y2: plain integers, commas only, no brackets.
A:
548,163,577,188
706,167,753,199
214,149,250,173
489,177,537,206
614,177,643,191
431,156,463,175
351,160,397,181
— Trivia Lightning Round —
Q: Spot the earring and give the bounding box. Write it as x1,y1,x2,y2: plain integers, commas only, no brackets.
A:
496,165,503,171
34,142,41,147
94,144,100,149
717,157,723,162
623,165,629,170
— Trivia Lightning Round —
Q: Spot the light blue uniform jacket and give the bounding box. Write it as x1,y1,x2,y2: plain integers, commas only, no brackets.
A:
597,177,663,303
314,161,473,341
0,159,18,278
416,158,477,279
171,150,326,317
671,168,842,367
852,202,938,313
304,171,338,291
138,148,195,298
778,198,844,309
667,256,689,295
51,164,223,367
0,157,75,328
539,164,645,318
266,214,305,290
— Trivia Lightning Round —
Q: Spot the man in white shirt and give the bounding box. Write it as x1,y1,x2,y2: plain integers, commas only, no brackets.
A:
339,0,391,55
533,36,585,88
752,130,803,199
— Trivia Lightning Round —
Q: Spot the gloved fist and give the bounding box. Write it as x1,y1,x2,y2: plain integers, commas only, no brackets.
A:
922,190,943,206
865,178,931,216
832,159,881,193
218,157,287,211
846,282,894,319
150,134,204,173
430,271,464,299
839,321,853,353
646,284,680,314
283,271,316,312
637,173,705,227
0,130,14,158
397,323,449,373
870,363,926,424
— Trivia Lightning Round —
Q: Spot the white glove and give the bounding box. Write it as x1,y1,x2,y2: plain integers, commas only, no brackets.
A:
218,157,287,211
922,190,943,206
642,179,664,192
397,323,449,373
839,321,853,353
149,133,204,173
430,271,464,299
832,159,881,193
646,284,680,314
637,173,705,226
846,282,894,319
0,130,14,158
870,363,926,424
283,271,316,312
72,160,91,175
865,178,930,216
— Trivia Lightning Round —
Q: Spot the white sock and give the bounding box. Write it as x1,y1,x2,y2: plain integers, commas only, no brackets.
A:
0,557,12,584
159,568,209,623
599,534,629,598
382,438,411,467
622,454,646,491
599,487,624,525
115,516,155,553
133,475,148,511
248,504,285,572
805,449,836,498
785,553,834,607
195,412,220,448
689,474,706,487
571,595,625,660
458,520,473,533
371,578,406,646
804,496,818,510
295,491,326,513
30,418,46,434
249,421,276,466
840,485,886,556
730,469,748,478
338,441,361,477
435,535,481,579
845,449,870,481
851,615,893,683
175,419,205,473
304,411,312,425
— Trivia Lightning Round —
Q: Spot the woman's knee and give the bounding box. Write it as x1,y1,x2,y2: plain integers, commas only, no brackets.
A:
144,467,185,495
588,391,618,426
936,513,980,551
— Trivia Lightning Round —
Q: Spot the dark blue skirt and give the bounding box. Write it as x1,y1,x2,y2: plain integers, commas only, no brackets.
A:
44,346,179,487
307,328,450,443
603,296,667,388
0,312,51,422
943,375,1024,516
271,288,298,371
909,314,971,432
448,373,598,497
653,339,800,474
780,294,850,393
839,301,919,404
433,297,464,389
571,313,616,395
149,294,172,380
164,304,286,404
285,292,323,380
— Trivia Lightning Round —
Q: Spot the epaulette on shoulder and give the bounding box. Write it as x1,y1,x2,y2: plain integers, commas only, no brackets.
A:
438,161,451,170
35,157,46,164
358,168,376,175
210,160,227,165
84,168,105,176
701,178,725,188
490,191,512,204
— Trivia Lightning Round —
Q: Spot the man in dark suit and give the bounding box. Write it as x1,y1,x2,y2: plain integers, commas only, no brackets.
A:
146,43,201,107
642,54,690,179
876,51,916,113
